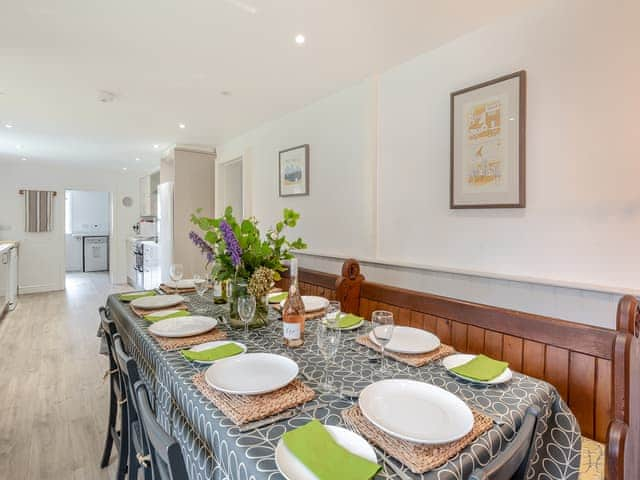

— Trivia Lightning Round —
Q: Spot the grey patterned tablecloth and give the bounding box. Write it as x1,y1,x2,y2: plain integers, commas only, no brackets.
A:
106,293,581,480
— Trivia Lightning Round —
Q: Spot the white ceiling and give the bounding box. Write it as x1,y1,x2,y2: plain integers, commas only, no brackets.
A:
0,0,539,171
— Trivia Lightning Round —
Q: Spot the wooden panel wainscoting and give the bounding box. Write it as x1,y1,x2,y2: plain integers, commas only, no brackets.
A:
278,260,639,479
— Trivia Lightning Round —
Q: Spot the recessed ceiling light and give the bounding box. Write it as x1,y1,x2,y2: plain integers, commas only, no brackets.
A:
179,123,186,129
153,144,160,149
295,34,305,45
21,157,27,161
4,123,13,129
122,167,128,171
220,91,232,96
135,157,141,162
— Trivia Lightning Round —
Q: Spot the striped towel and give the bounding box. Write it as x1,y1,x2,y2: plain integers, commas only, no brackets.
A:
24,190,55,232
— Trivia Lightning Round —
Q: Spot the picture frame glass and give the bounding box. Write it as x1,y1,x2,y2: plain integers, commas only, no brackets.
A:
452,74,523,208
279,146,308,196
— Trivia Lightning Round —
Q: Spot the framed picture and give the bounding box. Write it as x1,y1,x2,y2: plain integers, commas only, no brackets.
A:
450,70,526,208
279,144,309,197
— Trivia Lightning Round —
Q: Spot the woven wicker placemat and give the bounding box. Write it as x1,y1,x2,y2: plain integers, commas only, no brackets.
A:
159,284,197,294
272,305,325,321
192,372,316,425
151,328,227,351
130,303,189,318
342,405,493,474
355,335,455,367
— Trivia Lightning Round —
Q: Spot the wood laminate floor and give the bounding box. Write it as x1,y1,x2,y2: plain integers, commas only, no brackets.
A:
0,272,132,480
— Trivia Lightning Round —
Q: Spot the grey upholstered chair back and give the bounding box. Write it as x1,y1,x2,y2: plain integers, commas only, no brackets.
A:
469,406,541,480
135,380,189,480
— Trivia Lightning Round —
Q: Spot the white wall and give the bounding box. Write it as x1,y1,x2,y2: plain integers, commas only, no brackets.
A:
216,0,639,329
69,190,110,234
218,80,378,257
0,162,139,293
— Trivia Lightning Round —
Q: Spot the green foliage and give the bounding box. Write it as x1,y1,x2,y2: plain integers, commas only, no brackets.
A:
190,207,307,282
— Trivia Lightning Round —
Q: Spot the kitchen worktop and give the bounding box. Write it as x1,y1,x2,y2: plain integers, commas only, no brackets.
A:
0,241,18,254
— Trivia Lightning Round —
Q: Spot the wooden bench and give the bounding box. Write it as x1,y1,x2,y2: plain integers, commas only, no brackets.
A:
278,258,639,479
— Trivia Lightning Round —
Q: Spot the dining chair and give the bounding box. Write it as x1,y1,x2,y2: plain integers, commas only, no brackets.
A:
98,307,128,480
134,380,189,480
113,334,153,480
469,406,541,480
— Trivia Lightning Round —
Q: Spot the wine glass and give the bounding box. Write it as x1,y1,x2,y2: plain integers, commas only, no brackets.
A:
193,274,208,313
317,320,341,392
371,310,394,374
238,295,256,338
325,300,341,327
169,263,184,293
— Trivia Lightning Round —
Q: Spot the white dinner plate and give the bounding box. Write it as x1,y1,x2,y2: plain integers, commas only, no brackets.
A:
148,315,217,338
359,379,474,444
369,326,440,354
280,296,329,313
186,341,247,365
164,279,196,289
442,354,513,385
275,425,377,480
131,294,184,310
205,353,299,395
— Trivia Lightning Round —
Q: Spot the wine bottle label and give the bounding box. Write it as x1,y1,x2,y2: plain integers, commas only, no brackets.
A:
283,322,301,340
213,282,222,297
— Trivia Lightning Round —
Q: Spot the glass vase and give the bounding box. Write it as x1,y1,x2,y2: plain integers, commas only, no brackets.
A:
228,280,269,329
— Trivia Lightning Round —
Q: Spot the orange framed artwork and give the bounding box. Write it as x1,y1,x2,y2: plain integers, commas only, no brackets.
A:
450,71,526,209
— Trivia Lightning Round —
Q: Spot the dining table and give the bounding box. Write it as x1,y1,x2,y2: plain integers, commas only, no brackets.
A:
105,291,582,480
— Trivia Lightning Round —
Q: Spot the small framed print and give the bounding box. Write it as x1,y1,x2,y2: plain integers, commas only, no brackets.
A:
279,144,309,197
450,71,526,208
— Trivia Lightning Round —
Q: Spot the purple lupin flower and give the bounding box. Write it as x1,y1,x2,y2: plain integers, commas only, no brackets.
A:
189,231,215,265
219,221,242,268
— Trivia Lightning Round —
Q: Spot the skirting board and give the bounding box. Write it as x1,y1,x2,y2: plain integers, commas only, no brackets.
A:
19,283,64,295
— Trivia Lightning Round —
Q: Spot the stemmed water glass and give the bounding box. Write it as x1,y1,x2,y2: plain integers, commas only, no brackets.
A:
238,295,256,338
317,319,341,392
371,310,394,374
325,300,341,327
192,273,208,313
169,263,184,293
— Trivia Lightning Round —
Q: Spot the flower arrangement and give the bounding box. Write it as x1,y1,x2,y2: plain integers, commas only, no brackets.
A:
189,206,307,293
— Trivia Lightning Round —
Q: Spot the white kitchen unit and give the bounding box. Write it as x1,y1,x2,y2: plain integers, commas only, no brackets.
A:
83,236,109,272
126,238,137,287
0,242,18,318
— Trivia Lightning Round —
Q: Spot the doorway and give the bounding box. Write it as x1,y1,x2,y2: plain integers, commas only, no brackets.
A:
64,190,111,277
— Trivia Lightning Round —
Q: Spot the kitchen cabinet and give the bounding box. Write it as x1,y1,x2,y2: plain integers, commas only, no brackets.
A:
126,238,137,287
139,171,160,217
0,247,9,318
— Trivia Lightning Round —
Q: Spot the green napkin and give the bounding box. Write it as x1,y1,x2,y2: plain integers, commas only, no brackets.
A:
181,343,243,362
282,419,380,480
269,292,288,303
336,313,363,329
119,291,157,302
144,310,190,323
450,354,509,381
